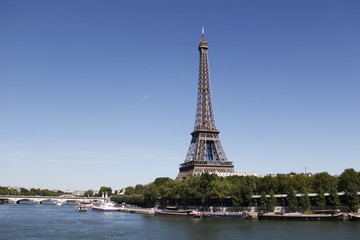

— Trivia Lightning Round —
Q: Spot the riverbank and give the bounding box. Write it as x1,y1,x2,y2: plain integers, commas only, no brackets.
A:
118,206,360,221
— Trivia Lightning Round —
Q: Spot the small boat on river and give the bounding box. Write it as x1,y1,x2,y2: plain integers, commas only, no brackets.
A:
76,203,88,212
258,210,343,221
91,201,121,212
155,207,202,218
348,213,360,221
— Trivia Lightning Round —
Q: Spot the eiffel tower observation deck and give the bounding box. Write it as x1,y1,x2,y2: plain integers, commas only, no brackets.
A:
176,28,234,180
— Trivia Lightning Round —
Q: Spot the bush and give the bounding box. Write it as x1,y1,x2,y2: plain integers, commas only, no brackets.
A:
111,194,144,206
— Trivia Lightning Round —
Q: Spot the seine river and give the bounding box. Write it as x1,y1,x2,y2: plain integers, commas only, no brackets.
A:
1,204,359,240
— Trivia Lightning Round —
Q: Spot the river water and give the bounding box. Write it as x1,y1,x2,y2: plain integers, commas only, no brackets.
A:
0,204,359,240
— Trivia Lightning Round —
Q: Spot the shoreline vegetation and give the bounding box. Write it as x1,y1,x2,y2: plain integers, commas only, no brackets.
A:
111,168,360,213
1,168,359,214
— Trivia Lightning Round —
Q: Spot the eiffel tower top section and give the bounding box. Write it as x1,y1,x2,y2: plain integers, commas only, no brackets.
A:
194,27,218,133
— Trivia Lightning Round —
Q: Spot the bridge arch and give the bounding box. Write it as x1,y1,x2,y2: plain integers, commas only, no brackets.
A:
0,198,13,204
39,199,58,204
16,199,39,204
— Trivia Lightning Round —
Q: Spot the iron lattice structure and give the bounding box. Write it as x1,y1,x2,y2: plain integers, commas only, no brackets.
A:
176,30,234,180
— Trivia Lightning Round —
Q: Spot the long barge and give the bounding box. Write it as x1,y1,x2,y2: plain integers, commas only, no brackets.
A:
259,210,343,221
204,212,251,219
154,207,202,218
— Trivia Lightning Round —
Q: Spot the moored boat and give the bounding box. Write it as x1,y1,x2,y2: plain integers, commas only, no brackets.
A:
258,210,343,221
155,207,202,218
348,213,360,221
204,212,251,219
91,201,121,212
76,203,88,212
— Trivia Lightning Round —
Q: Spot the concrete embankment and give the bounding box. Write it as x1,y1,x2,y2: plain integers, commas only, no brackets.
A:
117,208,354,221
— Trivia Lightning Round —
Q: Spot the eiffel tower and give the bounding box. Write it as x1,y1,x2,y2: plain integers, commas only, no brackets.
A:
176,28,234,180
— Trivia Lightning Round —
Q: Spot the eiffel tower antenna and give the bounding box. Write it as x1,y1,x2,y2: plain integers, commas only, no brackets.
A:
176,29,234,180
202,26,205,40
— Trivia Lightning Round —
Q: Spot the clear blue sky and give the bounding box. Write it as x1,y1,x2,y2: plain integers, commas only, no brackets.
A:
1,0,359,191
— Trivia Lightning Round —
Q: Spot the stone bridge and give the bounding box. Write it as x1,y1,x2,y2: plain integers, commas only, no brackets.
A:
0,195,105,204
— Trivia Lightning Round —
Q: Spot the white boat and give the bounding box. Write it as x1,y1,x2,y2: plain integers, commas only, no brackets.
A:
76,203,88,212
155,207,202,218
91,201,121,212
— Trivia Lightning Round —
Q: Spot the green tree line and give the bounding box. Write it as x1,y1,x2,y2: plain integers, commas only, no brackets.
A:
0,187,65,196
110,168,360,212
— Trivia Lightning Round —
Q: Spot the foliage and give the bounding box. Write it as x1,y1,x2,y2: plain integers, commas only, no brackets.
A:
111,194,144,206
338,168,360,192
84,190,94,197
267,189,277,212
328,187,341,210
228,176,244,208
0,187,64,196
291,174,311,192
0,186,20,195
345,183,360,212
257,176,276,194
298,189,311,212
143,183,158,207
209,178,231,207
275,174,292,194
260,192,268,211
112,169,359,209
97,186,112,197
197,173,217,205
316,188,326,210
1,169,359,210
287,187,299,212
124,186,135,195
312,172,338,193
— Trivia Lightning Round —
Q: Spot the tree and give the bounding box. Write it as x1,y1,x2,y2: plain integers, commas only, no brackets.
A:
291,174,311,193
241,176,256,206
313,172,338,193
111,194,144,206
134,184,146,194
84,190,94,197
228,176,244,208
276,174,292,194
41,189,53,196
257,176,278,195
57,190,65,195
98,186,112,197
180,176,200,206
20,188,30,196
154,177,172,187
260,192,268,212
161,179,182,205
30,188,41,196
328,187,341,210
143,183,158,207
0,187,11,195
287,187,299,212
338,168,360,192
299,189,311,212
316,188,326,210
345,183,360,212
197,173,217,205
124,186,135,195
210,179,231,207
267,189,277,212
